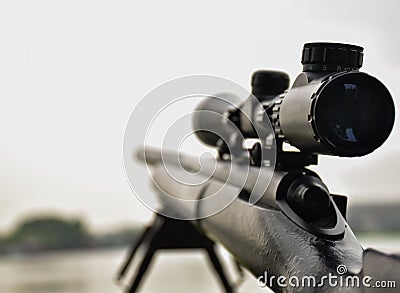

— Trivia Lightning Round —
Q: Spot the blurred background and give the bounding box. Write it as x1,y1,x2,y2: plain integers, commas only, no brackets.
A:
0,0,399,292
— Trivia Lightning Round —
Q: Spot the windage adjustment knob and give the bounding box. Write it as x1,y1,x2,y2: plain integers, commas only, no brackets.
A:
251,70,290,98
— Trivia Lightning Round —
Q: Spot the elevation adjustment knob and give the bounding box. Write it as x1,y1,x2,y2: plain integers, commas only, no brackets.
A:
301,42,364,72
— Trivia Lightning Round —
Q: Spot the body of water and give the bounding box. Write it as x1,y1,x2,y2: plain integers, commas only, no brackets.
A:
0,236,399,293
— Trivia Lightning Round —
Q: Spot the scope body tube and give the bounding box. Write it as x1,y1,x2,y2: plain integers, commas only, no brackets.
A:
192,70,395,157
138,147,364,292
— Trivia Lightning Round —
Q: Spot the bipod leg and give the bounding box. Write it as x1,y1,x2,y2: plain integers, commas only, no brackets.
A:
116,226,151,281
206,244,234,293
126,246,157,293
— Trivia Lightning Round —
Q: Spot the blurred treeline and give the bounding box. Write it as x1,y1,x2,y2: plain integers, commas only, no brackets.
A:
348,203,400,234
0,216,141,255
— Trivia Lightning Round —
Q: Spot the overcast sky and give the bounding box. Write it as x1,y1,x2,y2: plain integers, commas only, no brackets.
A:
0,0,399,232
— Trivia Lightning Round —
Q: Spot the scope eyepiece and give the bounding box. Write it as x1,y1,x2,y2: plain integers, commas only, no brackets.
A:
278,71,395,156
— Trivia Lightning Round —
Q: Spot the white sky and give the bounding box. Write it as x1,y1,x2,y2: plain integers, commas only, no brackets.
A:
0,0,399,232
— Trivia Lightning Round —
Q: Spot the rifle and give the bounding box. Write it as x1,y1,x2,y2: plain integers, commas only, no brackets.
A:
117,43,399,292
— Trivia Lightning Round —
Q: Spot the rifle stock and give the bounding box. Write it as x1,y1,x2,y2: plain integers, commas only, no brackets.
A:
137,146,364,292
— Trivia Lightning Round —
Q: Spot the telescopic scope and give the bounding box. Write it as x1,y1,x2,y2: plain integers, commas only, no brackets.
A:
193,42,395,157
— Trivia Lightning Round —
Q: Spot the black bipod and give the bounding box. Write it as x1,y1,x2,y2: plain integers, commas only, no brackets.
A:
116,214,243,293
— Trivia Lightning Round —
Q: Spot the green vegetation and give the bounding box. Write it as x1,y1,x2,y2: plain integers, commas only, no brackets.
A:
7,217,92,250
0,216,93,254
0,215,142,255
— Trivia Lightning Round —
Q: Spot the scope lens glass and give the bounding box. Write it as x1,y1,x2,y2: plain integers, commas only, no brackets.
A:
315,73,394,156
